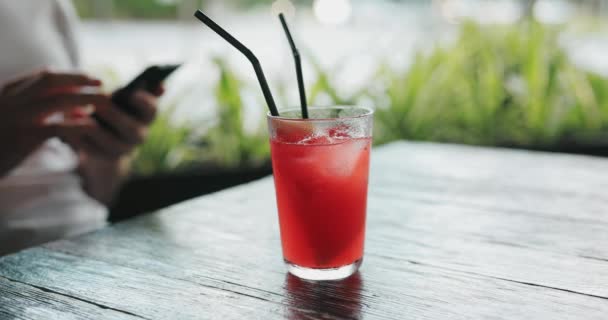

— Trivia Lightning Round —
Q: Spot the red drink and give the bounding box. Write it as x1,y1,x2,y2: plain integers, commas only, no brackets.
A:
268,107,373,280
271,137,371,268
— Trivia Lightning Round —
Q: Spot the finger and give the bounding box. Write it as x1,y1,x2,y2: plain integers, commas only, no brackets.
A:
28,93,111,119
129,90,158,124
30,71,101,96
94,103,148,145
37,118,97,141
153,85,165,96
60,133,85,153
85,126,134,158
0,67,47,92
1,72,44,95
67,104,96,120
63,134,100,158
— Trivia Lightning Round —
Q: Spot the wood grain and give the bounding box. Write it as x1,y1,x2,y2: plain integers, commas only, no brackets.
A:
0,276,138,320
1,141,608,319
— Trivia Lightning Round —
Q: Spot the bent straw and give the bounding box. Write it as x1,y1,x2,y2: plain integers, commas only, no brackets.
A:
194,10,279,116
278,13,308,119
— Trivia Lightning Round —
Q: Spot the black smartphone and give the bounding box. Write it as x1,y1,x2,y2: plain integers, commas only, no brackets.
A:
92,64,179,131
111,64,181,117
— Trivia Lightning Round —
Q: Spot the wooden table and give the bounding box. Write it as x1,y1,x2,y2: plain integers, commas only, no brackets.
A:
1,141,607,319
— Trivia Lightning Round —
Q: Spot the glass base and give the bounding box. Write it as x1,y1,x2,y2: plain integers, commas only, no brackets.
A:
285,259,362,281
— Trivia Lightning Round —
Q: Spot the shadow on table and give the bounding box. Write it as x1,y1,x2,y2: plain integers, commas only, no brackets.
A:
284,272,364,319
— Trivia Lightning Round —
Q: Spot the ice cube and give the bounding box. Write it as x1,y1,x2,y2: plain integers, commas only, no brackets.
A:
323,139,368,177
273,121,314,143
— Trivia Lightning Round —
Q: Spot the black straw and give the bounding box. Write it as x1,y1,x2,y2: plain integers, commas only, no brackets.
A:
278,13,308,119
194,10,279,116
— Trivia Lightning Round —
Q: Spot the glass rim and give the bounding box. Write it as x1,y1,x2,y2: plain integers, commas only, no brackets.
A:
267,106,374,122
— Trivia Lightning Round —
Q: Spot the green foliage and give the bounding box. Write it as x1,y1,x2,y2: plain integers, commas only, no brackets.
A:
372,20,608,148
73,0,182,19
72,0,309,19
130,58,269,176
307,55,364,106
112,0,178,19
131,106,198,175
199,58,269,168
131,20,608,176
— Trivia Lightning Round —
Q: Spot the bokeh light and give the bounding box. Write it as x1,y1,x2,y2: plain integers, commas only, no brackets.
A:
271,0,296,19
313,0,352,26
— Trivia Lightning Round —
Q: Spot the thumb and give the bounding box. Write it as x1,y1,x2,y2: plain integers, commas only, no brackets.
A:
38,118,97,141
1,70,44,95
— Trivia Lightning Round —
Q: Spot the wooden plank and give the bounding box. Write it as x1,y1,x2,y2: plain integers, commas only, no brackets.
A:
161,174,608,261
0,249,288,320
3,141,608,319
78,173,607,298
37,204,607,318
374,142,608,191
371,142,608,224
368,194,608,259
39,142,608,299
0,276,139,320
2,247,608,320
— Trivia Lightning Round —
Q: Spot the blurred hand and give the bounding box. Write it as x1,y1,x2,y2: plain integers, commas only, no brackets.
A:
70,88,162,205
68,89,160,159
0,70,105,177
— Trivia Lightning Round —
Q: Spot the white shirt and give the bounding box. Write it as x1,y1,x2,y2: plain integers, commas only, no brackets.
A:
0,0,107,255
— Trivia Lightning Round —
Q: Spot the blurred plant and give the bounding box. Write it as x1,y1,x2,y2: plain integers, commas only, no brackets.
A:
307,54,368,106
198,58,270,168
130,57,269,176
73,0,182,19
372,20,608,148
72,0,311,20
131,105,199,175
130,20,608,176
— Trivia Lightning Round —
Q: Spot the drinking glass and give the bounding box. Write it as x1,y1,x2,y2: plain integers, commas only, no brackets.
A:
268,106,373,280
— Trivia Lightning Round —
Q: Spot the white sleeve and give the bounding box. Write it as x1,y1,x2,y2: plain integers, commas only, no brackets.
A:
52,0,81,68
